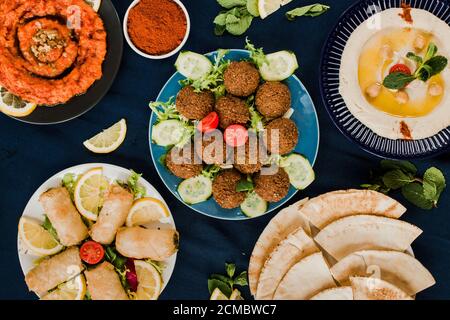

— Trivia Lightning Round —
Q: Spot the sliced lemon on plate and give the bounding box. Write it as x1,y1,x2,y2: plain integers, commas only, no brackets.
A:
258,0,283,19
210,288,229,300
85,0,102,12
83,119,127,154
126,197,171,227
134,260,162,300
41,274,87,300
18,217,63,256
229,289,244,300
74,168,109,221
0,86,37,117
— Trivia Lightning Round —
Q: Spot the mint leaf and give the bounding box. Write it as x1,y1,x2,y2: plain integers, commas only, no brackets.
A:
214,13,228,26
380,160,417,175
382,170,415,190
286,4,330,20
217,0,246,9
401,183,434,210
208,279,232,297
382,72,415,89
425,56,448,77
233,271,248,286
407,52,423,65
423,167,446,205
226,263,236,278
237,179,254,192
226,13,253,36
424,42,438,61
416,64,433,82
246,0,260,17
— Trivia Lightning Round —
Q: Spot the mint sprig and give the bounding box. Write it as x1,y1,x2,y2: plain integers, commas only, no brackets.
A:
286,4,330,20
208,263,248,298
383,43,448,90
362,160,446,210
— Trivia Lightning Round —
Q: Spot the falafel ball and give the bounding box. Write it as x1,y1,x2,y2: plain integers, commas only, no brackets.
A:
254,167,290,203
234,137,262,174
176,86,215,120
212,169,246,209
194,132,231,165
255,82,291,118
224,61,260,97
263,118,299,155
166,145,203,179
215,95,250,129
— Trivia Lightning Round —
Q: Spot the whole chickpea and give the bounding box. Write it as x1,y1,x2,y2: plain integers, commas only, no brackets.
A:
395,90,410,104
428,83,443,97
365,83,382,98
379,44,394,60
413,34,426,52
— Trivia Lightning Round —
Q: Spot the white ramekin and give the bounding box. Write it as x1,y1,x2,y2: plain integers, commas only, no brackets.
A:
123,0,190,60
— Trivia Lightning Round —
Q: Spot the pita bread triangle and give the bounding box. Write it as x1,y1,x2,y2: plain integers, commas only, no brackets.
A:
350,277,412,300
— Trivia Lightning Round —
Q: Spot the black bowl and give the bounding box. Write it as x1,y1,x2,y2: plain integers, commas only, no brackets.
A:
11,0,123,125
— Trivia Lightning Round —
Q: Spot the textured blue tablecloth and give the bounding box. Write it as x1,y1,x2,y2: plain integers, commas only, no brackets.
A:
1,0,449,300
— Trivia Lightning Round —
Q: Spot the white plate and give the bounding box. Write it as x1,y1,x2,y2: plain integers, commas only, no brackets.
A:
17,163,177,299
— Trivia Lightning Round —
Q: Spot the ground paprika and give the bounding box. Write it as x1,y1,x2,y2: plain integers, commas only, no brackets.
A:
127,0,187,56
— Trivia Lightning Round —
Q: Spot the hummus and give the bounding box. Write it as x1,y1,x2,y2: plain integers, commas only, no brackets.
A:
339,8,450,140
0,0,107,106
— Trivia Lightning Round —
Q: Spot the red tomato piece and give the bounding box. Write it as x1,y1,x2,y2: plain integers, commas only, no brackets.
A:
197,112,219,133
224,124,248,147
389,64,412,75
80,241,105,265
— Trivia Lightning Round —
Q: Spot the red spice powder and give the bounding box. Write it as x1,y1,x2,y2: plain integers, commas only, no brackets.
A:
399,1,413,24
400,121,412,140
127,0,187,56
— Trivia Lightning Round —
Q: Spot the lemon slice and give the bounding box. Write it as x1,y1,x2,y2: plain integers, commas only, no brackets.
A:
41,274,86,300
258,0,283,19
126,198,171,227
18,217,63,256
134,260,162,300
85,0,102,12
0,86,37,117
74,168,109,221
83,119,127,154
280,0,293,5
229,289,244,300
210,288,229,300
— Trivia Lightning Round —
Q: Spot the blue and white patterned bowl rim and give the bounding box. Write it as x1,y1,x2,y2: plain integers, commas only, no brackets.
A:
320,0,450,159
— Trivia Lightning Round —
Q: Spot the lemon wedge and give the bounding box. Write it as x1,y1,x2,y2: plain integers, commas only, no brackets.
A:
210,288,229,300
83,119,127,154
74,168,109,221
85,0,102,12
18,217,63,256
0,86,37,117
126,198,171,227
258,0,283,19
41,274,87,300
229,289,244,300
134,260,162,300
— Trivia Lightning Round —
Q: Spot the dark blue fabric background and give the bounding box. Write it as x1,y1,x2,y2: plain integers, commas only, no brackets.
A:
1,0,449,300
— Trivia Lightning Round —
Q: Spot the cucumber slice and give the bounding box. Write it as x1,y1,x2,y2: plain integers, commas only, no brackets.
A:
281,154,315,190
259,51,299,81
247,0,260,17
175,51,213,80
241,192,268,218
152,120,186,147
178,175,213,205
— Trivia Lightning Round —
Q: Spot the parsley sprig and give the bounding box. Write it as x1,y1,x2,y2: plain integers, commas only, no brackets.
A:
383,43,448,90
362,160,446,210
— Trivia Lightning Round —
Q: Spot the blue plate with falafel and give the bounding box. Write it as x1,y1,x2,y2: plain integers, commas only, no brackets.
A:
149,44,319,220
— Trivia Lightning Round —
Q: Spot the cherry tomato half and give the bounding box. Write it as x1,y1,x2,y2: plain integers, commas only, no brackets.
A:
80,241,105,265
389,63,412,75
224,124,248,147
197,112,219,133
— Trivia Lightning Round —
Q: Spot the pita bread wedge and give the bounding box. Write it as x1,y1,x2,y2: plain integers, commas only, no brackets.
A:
273,252,336,300
299,189,406,229
249,198,311,296
256,227,319,300
310,287,353,300
350,277,412,300
314,215,422,260
331,250,435,296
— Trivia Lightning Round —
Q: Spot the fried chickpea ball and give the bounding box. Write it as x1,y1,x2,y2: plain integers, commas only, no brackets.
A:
166,145,203,179
176,86,215,120
255,82,291,118
212,169,246,209
254,167,290,203
224,61,260,97
215,95,250,129
263,118,299,155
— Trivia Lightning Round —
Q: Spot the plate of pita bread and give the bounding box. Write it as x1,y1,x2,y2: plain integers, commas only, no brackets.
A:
249,189,436,300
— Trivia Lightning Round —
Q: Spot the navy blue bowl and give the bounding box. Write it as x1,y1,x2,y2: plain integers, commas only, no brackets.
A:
149,50,320,221
320,0,450,159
